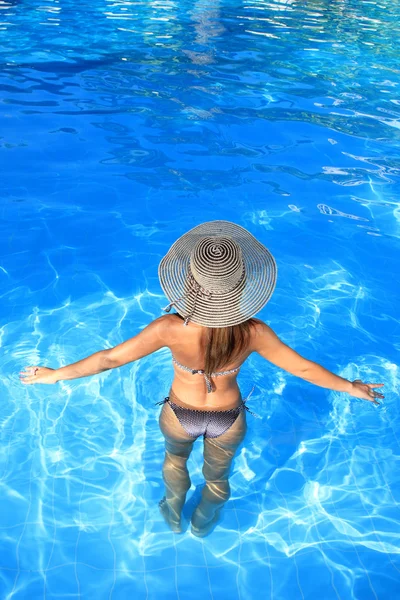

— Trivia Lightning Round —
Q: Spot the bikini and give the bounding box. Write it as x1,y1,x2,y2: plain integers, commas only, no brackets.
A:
172,356,240,394
156,356,258,439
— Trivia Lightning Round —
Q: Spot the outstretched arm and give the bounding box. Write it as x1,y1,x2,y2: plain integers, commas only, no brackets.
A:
252,322,384,405
20,316,169,385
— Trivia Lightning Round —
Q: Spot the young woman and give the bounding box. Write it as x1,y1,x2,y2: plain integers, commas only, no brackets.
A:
20,221,384,538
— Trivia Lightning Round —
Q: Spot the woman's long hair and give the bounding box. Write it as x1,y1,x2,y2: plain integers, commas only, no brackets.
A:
175,312,257,390
204,319,257,389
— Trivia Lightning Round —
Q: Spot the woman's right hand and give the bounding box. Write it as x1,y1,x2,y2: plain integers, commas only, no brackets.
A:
349,380,384,405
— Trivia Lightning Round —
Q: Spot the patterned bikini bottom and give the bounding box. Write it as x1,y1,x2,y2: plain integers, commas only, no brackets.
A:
156,389,258,440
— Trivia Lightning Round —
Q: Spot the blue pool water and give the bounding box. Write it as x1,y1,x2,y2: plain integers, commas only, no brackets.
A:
1,0,400,598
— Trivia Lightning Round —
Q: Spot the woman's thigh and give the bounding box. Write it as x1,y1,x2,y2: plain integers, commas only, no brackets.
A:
159,403,197,457
203,411,247,478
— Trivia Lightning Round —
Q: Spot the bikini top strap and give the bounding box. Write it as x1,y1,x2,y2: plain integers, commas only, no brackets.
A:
172,356,240,393
213,366,241,376
172,356,240,377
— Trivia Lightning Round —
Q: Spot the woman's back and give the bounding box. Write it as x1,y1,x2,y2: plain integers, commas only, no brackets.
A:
165,314,255,409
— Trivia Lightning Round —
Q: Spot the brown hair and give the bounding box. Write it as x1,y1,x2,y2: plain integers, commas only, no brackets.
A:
204,319,257,389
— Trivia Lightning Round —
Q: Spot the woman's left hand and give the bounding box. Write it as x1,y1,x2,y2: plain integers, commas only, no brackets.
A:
19,366,59,385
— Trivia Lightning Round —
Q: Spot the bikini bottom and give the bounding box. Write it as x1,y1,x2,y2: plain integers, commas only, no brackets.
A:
156,389,257,440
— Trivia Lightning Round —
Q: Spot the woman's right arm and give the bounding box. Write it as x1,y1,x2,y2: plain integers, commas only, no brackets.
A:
252,322,384,405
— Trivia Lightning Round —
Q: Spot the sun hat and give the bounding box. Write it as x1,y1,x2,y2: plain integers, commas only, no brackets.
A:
158,220,277,328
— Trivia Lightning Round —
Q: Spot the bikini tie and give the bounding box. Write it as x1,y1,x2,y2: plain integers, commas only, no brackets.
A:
241,386,261,418
155,397,170,406
155,388,261,418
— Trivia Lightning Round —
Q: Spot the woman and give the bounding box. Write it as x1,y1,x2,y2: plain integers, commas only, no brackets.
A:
20,221,384,538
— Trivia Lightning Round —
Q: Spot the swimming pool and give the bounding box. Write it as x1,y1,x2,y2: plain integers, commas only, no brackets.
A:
1,0,399,597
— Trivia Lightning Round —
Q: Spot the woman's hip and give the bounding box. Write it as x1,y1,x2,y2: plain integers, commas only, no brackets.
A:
158,390,247,441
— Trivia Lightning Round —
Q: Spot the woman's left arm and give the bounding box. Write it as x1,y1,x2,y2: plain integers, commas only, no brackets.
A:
20,316,169,385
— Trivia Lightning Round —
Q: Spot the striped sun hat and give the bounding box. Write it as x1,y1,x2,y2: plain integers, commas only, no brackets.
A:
158,220,277,328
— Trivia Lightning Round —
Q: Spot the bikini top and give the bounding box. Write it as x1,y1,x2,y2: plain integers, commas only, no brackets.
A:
172,356,240,393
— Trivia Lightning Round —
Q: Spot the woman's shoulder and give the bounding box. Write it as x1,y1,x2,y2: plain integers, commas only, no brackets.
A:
150,314,274,346
248,318,276,348
149,313,183,342
249,317,268,333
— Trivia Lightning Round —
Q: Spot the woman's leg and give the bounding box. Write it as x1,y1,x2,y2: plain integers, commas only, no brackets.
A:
191,410,247,536
159,402,197,532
